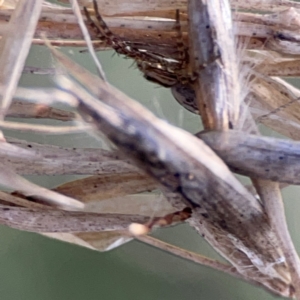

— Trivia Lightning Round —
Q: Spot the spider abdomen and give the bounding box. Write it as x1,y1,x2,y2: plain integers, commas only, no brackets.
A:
171,84,199,114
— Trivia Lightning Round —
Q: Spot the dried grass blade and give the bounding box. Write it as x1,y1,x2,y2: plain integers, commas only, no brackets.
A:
75,231,132,251
0,0,18,9
0,119,90,134
2,137,137,175
0,0,43,117
2,5,300,58
0,205,147,232
249,76,300,139
57,0,300,14
0,169,84,210
0,190,136,251
187,0,294,296
70,0,106,80
231,0,300,11
254,58,300,77
188,0,240,130
199,130,300,184
43,231,132,251
253,179,300,299
82,194,175,216
54,74,292,295
0,190,51,209
59,0,188,15
53,173,157,202
0,138,39,159
42,193,175,251
12,87,78,107
7,100,76,121
136,234,269,291
42,232,96,249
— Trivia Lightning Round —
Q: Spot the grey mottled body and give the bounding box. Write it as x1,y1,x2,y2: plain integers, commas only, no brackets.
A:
170,84,198,114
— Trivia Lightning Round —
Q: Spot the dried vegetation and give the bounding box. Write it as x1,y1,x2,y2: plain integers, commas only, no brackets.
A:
1,0,300,298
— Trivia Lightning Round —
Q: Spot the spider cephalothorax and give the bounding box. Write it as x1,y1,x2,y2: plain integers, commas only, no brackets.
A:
84,1,199,114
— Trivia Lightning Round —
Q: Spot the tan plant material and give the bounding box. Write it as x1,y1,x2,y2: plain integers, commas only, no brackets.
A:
51,50,292,296
0,0,43,117
199,130,300,184
2,0,300,299
0,204,148,232
3,137,138,175
54,173,157,202
7,100,76,120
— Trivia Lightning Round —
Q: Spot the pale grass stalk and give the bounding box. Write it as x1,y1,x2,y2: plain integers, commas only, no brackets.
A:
0,0,300,297
254,180,300,299
58,0,300,14
12,87,78,107
0,190,52,210
0,0,43,117
188,0,240,130
0,169,83,210
54,173,157,202
198,131,300,184
69,0,106,80
2,137,137,175
44,231,133,252
32,39,104,47
53,67,292,295
1,4,300,56
7,100,75,121
74,231,132,251
0,139,39,159
81,194,175,216
188,0,297,298
0,205,148,232
0,119,91,134
135,234,267,290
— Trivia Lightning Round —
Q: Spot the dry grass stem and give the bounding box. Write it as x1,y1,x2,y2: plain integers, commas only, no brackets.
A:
7,100,76,120
0,205,148,232
254,180,300,298
188,0,240,130
1,0,300,298
0,0,43,117
0,119,91,134
54,61,292,295
3,137,137,175
199,131,300,184
0,168,83,210
69,0,106,80
54,173,157,202
136,234,268,289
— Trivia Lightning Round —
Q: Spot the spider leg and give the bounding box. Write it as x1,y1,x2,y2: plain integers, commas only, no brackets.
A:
90,0,182,68
83,6,107,45
85,0,134,56
145,207,192,230
174,9,188,67
86,3,190,90
91,0,124,53
129,207,192,235
172,9,195,85
90,0,157,63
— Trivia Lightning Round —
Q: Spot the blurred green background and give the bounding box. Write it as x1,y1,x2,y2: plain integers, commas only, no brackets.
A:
1,36,300,300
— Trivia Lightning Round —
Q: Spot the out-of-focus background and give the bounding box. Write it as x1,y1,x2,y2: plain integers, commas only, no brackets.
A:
1,39,300,300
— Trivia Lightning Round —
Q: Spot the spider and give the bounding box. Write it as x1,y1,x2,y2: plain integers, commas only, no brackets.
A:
84,1,199,114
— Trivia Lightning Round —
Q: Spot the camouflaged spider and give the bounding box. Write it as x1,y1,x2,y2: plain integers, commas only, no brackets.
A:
84,1,199,114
